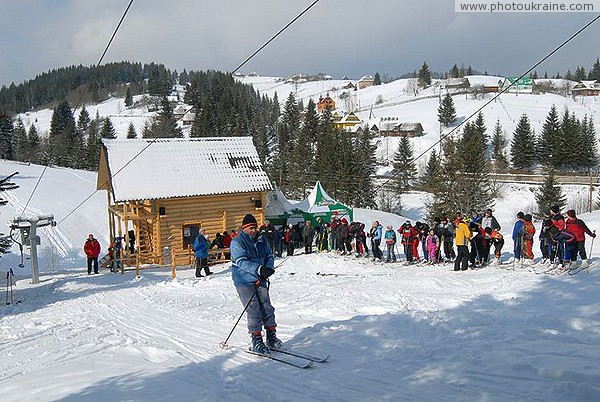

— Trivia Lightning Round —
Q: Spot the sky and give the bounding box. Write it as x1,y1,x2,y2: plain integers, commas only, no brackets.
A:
0,0,599,87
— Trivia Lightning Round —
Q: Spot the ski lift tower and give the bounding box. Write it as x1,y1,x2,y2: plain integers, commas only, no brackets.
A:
10,215,56,284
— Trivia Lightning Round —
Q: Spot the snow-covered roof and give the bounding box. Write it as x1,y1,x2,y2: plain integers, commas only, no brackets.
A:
465,75,505,87
359,74,374,82
101,137,272,202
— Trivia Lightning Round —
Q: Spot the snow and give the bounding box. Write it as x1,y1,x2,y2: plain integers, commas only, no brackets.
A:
1,160,600,401
103,138,272,202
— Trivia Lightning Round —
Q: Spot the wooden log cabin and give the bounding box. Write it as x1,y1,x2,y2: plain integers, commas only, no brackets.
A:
97,137,273,268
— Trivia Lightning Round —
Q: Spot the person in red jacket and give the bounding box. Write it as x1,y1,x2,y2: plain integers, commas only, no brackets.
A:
399,221,418,263
84,233,101,274
565,209,596,267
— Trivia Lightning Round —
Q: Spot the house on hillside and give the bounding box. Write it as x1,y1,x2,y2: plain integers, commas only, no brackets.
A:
380,122,424,138
358,75,374,89
444,77,470,90
317,95,336,112
572,80,600,97
333,112,363,130
501,77,533,94
97,137,273,267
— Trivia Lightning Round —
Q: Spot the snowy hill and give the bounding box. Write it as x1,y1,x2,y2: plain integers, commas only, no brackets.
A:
1,160,600,400
16,74,600,173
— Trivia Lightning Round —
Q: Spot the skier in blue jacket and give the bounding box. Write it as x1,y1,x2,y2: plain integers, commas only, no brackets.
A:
230,213,281,355
193,228,212,277
512,211,525,262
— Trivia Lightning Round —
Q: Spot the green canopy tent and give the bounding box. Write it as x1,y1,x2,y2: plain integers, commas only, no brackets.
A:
293,181,353,225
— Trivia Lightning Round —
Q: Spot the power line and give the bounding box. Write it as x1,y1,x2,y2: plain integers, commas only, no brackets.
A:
374,12,600,195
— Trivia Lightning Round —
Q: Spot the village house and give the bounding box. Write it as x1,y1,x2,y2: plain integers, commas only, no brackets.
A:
333,111,363,130
380,122,425,138
572,80,600,97
317,95,336,112
97,137,273,268
501,77,533,94
358,74,374,89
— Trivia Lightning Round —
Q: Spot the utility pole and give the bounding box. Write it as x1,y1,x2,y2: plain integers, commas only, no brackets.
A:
10,215,56,284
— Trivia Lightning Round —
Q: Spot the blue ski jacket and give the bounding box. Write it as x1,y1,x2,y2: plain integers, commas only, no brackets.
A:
193,234,209,258
231,230,274,287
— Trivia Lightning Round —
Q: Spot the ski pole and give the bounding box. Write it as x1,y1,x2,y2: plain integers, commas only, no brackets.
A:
589,231,596,259
9,268,14,305
220,289,257,350
5,271,9,305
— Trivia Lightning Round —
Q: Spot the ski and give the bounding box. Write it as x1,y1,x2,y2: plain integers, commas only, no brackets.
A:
245,349,313,369
269,347,329,363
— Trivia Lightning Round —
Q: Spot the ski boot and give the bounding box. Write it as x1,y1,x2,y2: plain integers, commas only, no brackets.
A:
265,326,283,349
251,331,270,355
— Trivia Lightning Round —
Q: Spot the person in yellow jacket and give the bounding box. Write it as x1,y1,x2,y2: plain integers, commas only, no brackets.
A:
454,212,472,271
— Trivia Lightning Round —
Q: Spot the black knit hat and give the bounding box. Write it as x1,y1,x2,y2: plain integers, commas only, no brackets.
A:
550,205,560,214
567,209,576,218
242,214,258,229
517,211,525,219
524,214,532,222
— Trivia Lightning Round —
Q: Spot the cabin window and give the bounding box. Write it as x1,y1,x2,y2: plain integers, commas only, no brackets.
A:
159,207,166,216
182,224,200,249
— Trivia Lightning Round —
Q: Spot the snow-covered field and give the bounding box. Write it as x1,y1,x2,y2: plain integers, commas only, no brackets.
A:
1,160,600,401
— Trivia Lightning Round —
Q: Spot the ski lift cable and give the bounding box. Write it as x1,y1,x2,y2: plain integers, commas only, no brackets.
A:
231,0,320,75
20,1,135,225
57,1,322,226
374,12,600,195
72,0,135,112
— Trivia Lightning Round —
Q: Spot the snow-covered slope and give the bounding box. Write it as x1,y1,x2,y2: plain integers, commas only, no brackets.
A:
1,159,600,401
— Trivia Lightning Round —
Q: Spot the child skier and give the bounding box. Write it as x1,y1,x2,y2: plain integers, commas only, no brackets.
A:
425,229,439,264
522,214,536,263
384,225,397,263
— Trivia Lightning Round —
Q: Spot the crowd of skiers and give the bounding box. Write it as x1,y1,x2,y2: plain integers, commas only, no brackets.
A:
253,206,595,272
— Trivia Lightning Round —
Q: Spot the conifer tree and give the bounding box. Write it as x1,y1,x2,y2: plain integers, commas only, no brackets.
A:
391,134,417,194
510,113,536,171
126,122,137,139
579,115,598,171
352,126,377,208
425,136,463,219
437,93,457,127
77,106,91,135
124,86,133,108
574,66,587,82
450,64,460,78
100,117,117,139
421,149,441,192
289,98,318,197
0,110,14,159
274,93,300,192
537,105,561,168
490,119,508,172
85,117,101,171
589,57,600,81
473,112,488,153
374,72,382,86
535,170,566,218
28,124,40,164
418,62,432,88
560,109,579,169
143,96,182,138
459,121,494,212
12,118,29,162
315,107,336,193
49,100,77,166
